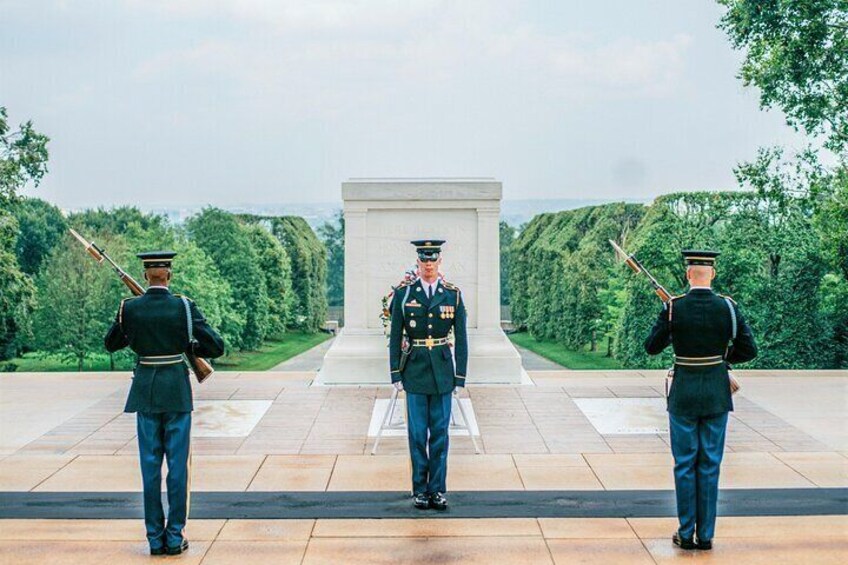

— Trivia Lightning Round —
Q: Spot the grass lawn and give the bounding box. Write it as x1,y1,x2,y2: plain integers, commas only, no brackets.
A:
509,332,623,370
215,331,333,371
2,331,334,373
3,352,134,372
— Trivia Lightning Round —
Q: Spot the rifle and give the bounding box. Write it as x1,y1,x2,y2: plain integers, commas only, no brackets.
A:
69,228,214,383
609,239,673,303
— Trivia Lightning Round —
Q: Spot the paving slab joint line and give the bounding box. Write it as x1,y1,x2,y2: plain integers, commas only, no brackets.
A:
244,454,269,491
27,454,80,493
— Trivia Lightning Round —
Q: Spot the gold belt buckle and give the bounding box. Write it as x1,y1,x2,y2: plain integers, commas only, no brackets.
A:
425,338,434,350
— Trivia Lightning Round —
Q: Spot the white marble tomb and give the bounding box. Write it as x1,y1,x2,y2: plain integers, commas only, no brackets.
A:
315,178,527,385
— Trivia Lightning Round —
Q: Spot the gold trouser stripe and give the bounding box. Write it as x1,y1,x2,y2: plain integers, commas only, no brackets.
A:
184,419,192,539
405,396,413,495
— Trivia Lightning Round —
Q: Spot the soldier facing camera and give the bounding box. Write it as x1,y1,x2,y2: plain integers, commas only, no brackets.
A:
388,239,468,511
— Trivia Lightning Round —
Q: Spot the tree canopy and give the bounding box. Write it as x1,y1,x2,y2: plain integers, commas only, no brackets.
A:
718,0,848,155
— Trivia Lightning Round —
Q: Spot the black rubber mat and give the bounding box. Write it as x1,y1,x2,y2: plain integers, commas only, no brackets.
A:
1,489,846,519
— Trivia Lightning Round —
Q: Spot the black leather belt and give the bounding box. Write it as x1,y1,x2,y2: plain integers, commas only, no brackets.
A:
674,355,724,367
138,354,184,366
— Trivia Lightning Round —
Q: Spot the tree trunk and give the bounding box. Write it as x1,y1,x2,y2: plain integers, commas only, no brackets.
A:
109,353,115,371
590,330,596,352
607,336,614,357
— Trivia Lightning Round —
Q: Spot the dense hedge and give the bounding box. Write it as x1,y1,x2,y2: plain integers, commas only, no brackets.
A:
510,193,845,369
510,203,645,350
613,192,832,369
269,217,328,333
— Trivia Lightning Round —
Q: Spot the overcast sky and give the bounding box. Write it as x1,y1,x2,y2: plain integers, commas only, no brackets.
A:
1,0,804,208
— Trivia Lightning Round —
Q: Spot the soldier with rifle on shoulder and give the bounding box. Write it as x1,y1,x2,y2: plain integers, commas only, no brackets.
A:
71,229,224,556
612,242,757,552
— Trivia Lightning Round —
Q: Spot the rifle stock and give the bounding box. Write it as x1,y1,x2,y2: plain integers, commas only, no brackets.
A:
609,239,673,303
69,228,214,383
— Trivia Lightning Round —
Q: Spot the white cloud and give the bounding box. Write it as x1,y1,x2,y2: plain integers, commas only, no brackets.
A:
128,2,694,120
127,0,444,33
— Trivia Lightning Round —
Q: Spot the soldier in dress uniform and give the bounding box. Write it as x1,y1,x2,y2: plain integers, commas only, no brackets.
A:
644,250,757,551
388,239,468,510
104,251,224,556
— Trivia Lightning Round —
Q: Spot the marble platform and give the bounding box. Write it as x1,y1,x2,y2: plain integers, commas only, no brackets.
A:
1,369,846,564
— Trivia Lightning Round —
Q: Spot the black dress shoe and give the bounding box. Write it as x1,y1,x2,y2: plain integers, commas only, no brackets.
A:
149,546,166,556
413,493,430,509
166,539,189,555
429,492,448,511
672,532,696,550
696,539,713,550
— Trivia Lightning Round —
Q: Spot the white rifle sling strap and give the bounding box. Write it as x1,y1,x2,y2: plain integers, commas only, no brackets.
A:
401,285,411,319
664,300,674,398
724,297,737,340
724,297,742,395
180,297,194,369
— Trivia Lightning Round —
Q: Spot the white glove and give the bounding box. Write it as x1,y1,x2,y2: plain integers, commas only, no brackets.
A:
393,381,404,391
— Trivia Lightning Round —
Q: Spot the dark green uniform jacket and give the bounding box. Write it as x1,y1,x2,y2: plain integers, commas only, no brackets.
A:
105,287,225,413
644,288,757,417
388,278,468,395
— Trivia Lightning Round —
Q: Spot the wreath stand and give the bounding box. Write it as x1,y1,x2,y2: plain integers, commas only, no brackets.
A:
370,387,481,455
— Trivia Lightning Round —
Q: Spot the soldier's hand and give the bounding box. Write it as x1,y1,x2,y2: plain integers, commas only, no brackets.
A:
393,381,404,392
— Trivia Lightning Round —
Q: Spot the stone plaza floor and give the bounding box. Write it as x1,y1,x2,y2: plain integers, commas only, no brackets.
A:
1,367,846,563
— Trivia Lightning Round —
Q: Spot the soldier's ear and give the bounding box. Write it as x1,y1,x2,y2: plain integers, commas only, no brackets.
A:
710,268,716,281
143,270,148,282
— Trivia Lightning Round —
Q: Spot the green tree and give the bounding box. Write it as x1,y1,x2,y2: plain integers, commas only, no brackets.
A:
121,222,242,355
70,207,171,241
0,106,50,204
187,208,268,349
0,107,48,361
718,1,848,368
244,223,293,339
32,235,125,370
318,210,345,308
718,0,848,154
0,211,35,361
12,197,67,275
